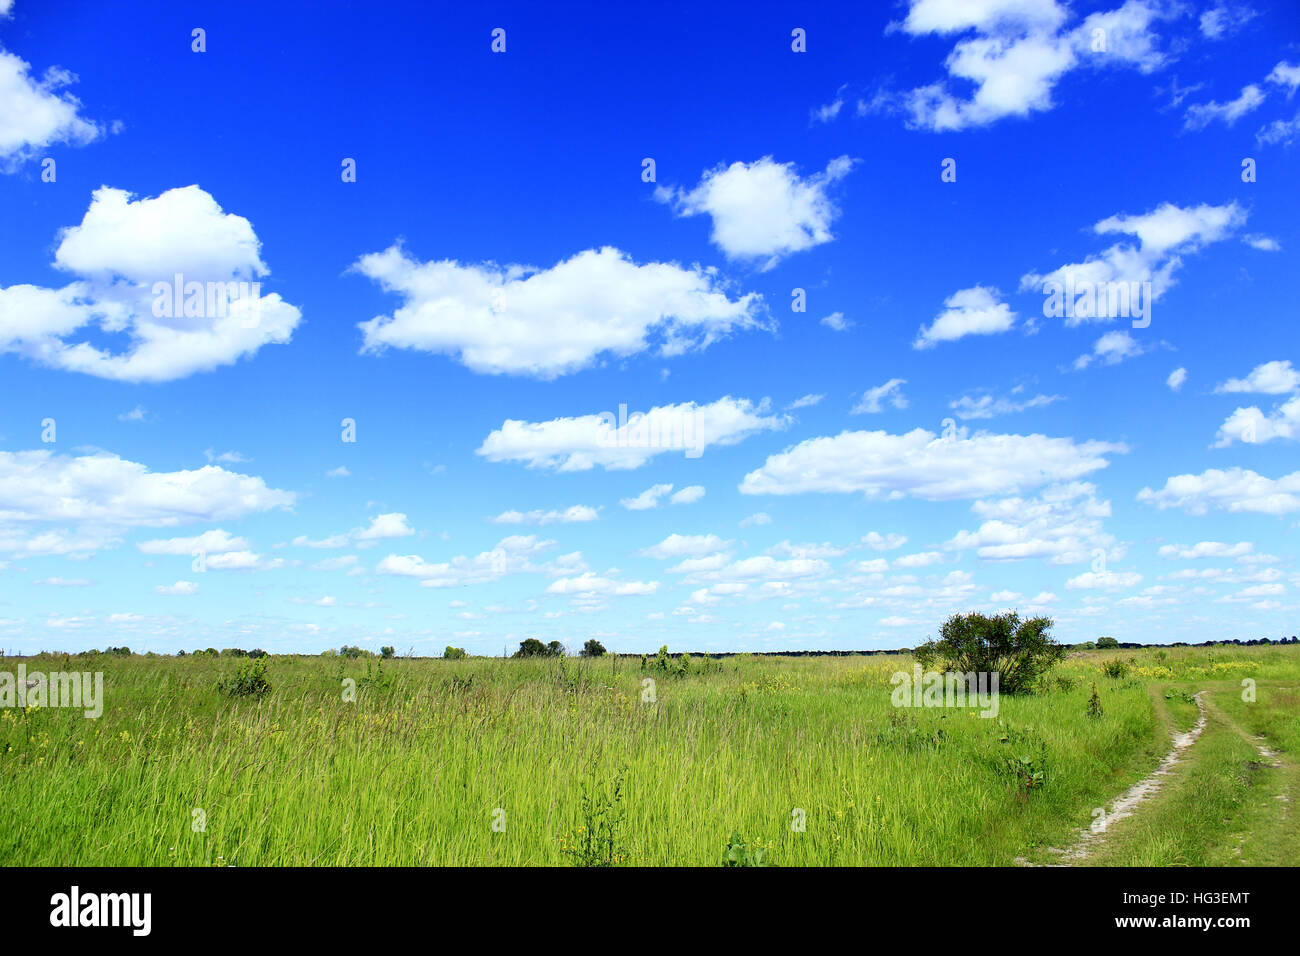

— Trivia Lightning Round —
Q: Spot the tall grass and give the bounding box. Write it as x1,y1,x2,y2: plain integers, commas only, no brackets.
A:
1,645,1295,866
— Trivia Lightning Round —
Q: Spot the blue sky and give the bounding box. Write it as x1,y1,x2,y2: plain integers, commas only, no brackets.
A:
1,0,1298,654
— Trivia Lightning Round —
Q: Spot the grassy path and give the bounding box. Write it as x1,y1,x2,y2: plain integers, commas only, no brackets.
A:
1036,681,1298,866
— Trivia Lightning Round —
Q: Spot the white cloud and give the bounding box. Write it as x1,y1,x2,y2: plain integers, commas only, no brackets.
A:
1200,5,1258,40
1215,360,1300,395
852,378,908,414
354,244,765,378
740,512,772,527
1021,202,1246,322
891,0,1176,132
654,155,855,269
820,312,851,331
1256,111,1300,147
1243,235,1280,251
490,505,599,525
862,531,908,551
640,534,732,560
0,451,294,534
0,46,101,169
1213,396,1300,447
1065,570,1142,590
950,390,1061,419
914,286,1015,349
117,405,148,423
741,427,1124,499
946,482,1116,564
138,529,250,555
0,186,301,381
1073,330,1146,370
1158,541,1253,560
1166,367,1187,392
351,513,415,543
1185,84,1265,129
155,580,198,596
375,535,580,588
786,393,824,409
1267,61,1300,95
670,485,706,505
1138,467,1300,515
326,466,351,478
620,484,673,511
894,551,944,568
546,573,659,597
478,396,788,471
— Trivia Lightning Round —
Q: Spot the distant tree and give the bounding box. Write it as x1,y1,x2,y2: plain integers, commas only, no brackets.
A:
914,612,1066,694
176,649,188,657
247,648,268,659
581,639,607,658
221,647,248,657
514,638,549,658
380,646,395,659
337,645,367,659
546,640,565,657
1076,640,1097,650
104,646,132,656
443,646,468,660
1096,636,1120,649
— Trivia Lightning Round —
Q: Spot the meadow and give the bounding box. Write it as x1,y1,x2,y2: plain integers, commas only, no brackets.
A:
1,644,1296,867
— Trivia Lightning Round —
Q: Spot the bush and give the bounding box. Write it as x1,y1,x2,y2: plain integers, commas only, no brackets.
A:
1101,658,1128,679
216,657,271,699
380,646,395,659
580,639,607,658
914,612,1065,694
337,645,367,659
1087,683,1104,718
1096,636,1119,649
514,638,563,658
443,646,467,660
720,831,769,867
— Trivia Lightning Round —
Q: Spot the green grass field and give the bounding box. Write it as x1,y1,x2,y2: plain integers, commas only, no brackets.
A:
2,645,1296,866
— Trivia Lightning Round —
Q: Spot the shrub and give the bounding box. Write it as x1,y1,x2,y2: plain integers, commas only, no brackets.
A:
380,646,395,659
337,645,367,659
1101,658,1128,679
1087,683,1104,718
914,612,1065,693
720,831,769,867
580,639,607,658
559,770,627,867
443,646,467,660
216,657,271,699
1096,636,1119,649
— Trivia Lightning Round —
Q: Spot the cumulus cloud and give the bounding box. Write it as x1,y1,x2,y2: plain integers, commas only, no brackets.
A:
640,534,732,559
1158,540,1253,559
1213,396,1300,447
1073,330,1147,370
1065,569,1143,590
546,573,659,597
1020,201,1246,322
354,244,766,378
1215,360,1299,395
654,155,855,269
1166,367,1187,391
155,580,199,596
489,505,599,525
946,482,1117,564
0,186,301,381
914,286,1016,348
292,513,415,549
888,0,1178,132
0,44,101,169
740,426,1124,500
1138,467,1300,515
137,529,250,555
478,396,788,471
375,535,583,588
